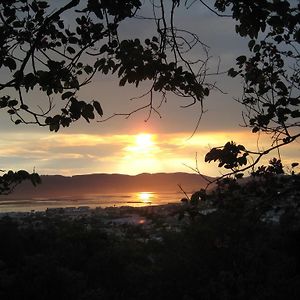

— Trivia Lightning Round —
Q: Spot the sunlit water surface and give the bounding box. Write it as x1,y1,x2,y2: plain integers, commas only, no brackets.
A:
0,192,182,213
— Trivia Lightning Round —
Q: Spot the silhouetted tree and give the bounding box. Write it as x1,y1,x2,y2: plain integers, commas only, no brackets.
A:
0,1,299,191
0,0,211,130
205,0,300,177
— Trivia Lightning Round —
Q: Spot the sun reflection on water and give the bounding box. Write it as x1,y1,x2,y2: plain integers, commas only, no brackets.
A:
138,192,153,203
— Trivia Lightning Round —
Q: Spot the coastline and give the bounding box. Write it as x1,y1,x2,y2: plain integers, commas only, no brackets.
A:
0,191,183,213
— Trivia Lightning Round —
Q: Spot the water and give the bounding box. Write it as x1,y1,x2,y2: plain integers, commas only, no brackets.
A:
0,191,183,213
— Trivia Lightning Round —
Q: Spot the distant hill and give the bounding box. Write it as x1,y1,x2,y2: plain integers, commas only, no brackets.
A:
1,173,214,200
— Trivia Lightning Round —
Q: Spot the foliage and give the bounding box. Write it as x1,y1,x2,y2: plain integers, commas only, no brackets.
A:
0,181,299,300
0,170,40,195
205,141,248,170
188,158,299,218
251,157,285,177
0,0,211,131
207,0,300,174
0,0,215,194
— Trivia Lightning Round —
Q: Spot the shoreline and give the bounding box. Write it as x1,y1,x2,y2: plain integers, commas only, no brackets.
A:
0,202,183,220
0,191,183,213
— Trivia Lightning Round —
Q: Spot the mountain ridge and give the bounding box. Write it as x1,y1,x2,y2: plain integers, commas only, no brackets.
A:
1,172,214,200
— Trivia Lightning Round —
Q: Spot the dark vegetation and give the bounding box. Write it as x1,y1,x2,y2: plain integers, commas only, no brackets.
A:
1,171,300,300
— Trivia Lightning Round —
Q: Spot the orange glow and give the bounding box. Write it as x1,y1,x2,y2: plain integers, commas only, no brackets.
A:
138,192,153,202
4,130,298,176
118,134,162,174
126,133,156,154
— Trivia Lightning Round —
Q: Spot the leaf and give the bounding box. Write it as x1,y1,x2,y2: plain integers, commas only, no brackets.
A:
8,100,18,107
94,58,105,69
100,44,108,54
289,98,300,106
7,109,15,114
152,36,159,43
84,65,93,74
67,46,76,54
45,117,52,125
204,88,209,96
82,104,95,122
248,40,255,50
151,43,159,51
118,66,125,77
228,68,238,77
236,55,247,64
235,173,244,179
93,101,103,116
291,110,300,118
61,91,74,100
4,57,17,70
50,123,60,132
276,81,288,94
57,20,64,29
69,36,78,44
119,76,127,86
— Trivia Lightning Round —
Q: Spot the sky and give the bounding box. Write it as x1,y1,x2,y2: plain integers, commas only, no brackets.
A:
0,1,299,177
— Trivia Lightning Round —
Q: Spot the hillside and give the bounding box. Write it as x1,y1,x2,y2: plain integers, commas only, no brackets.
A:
1,172,213,200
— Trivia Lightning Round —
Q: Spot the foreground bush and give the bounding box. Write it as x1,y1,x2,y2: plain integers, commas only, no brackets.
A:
0,176,299,300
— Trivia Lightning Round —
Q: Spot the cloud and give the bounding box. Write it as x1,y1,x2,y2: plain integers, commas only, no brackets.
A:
0,128,299,176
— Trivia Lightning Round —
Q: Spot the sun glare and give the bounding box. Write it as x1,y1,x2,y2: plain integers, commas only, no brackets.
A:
138,192,153,203
131,133,155,153
118,133,162,174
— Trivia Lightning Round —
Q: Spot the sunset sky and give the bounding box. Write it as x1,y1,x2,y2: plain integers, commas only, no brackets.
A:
0,1,299,177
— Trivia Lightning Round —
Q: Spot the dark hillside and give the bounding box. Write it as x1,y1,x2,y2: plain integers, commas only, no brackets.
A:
1,173,214,199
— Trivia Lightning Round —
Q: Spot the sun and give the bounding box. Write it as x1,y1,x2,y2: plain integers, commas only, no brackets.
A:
138,192,153,203
119,133,162,174
126,133,156,154
135,134,154,150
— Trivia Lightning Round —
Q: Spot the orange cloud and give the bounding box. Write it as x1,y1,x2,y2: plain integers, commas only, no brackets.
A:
0,130,298,176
